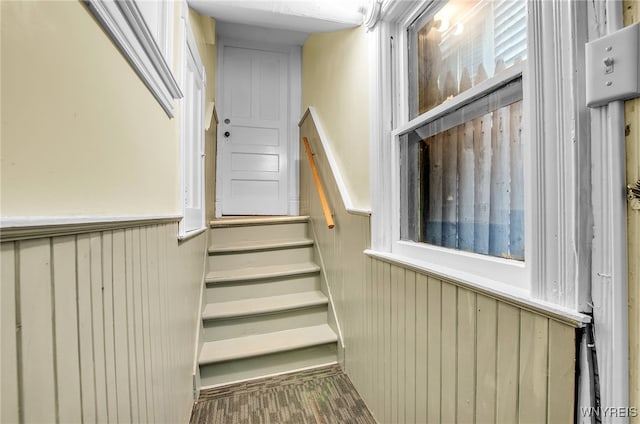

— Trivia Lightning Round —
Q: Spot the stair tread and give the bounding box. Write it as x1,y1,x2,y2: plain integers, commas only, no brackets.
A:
209,238,313,253
206,262,320,283
199,324,337,365
210,216,310,227
203,291,328,320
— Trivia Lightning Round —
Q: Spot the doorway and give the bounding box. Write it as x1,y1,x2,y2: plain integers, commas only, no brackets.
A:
216,38,301,216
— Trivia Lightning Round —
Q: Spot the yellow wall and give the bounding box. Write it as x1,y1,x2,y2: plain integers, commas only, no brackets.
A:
1,3,218,219
302,26,370,210
625,1,640,421
1,1,184,217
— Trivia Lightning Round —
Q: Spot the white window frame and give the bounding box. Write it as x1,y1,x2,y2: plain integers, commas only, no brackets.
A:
178,8,206,239
136,0,175,68
369,0,593,312
86,0,182,117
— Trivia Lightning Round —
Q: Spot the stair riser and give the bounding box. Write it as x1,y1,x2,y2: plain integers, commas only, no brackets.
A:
199,343,337,388
210,222,308,247
206,274,320,302
202,306,328,342
208,246,315,271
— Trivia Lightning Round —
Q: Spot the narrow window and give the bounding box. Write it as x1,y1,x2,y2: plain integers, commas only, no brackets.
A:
180,16,206,236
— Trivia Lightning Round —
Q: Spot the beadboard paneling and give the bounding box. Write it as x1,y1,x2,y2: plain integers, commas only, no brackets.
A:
0,222,207,423
299,113,371,371
363,258,577,424
300,112,577,424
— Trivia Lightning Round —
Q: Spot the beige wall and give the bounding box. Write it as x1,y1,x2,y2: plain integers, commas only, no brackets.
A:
1,1,181,217
301,111,577,424
1,222,207,423
625,1,640,421
302,26,370,210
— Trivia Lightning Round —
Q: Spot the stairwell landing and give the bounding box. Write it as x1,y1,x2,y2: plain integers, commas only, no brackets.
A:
197,216,338,388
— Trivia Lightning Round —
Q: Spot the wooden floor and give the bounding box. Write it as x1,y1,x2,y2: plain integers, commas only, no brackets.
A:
189,365,376,424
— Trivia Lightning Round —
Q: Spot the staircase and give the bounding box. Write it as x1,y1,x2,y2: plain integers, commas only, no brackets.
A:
198,216,338,388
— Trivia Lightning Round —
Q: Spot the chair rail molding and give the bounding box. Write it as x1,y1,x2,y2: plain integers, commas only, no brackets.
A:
0,215,182,242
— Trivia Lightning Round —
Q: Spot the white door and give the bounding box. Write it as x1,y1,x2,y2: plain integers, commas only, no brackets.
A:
220,45,289,215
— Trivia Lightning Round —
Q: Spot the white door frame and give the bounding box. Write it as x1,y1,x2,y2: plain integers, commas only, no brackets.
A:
215,36,301,217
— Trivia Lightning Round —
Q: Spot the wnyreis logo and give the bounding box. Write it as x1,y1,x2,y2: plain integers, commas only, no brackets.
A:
580,407,639,418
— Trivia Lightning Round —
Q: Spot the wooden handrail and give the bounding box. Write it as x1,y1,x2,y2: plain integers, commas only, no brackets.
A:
302,137,335,229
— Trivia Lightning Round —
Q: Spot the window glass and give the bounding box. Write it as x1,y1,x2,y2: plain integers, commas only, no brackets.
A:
400,79,524,261
408,0,527,118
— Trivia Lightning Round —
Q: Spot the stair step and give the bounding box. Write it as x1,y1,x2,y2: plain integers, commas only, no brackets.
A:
209,238,313,254
205,262,320,284
210,216,309,228
206,273,320,303
199,345,337,388
202,304,328,342
208,245,313,271
199,324,337,365
210,221,309,245
203,291,327,320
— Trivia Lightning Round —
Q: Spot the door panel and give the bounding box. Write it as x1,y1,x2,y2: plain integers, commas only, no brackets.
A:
220,45,288,215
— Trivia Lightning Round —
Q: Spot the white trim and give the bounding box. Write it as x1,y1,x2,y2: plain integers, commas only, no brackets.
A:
588,1,630,419
381,0,423,24
525,0,594,310
394,240,528,290
369,21,395,250
0,215,182,241
288,46,302,216
288,200,300,216
391,63,524,137
177,227,207,242
363,0,382,31
85,0,182,117
0,214,182,228
365,249,591,328
215,36,302,217
215,32,223,219
178,9,207,238
299,107,372,216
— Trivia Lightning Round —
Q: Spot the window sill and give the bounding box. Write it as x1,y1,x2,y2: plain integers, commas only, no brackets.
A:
178,226,207,242
364,249,591,328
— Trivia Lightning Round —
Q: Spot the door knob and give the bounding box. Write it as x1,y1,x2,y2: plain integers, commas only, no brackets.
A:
224,131,230,138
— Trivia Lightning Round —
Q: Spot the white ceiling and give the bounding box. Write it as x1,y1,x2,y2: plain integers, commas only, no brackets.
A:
188,0,368,34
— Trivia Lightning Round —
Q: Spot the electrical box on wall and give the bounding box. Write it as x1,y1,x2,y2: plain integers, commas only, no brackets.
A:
586,22,640,108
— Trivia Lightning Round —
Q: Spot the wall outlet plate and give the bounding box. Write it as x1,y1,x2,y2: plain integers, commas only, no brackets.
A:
586,22,640,108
